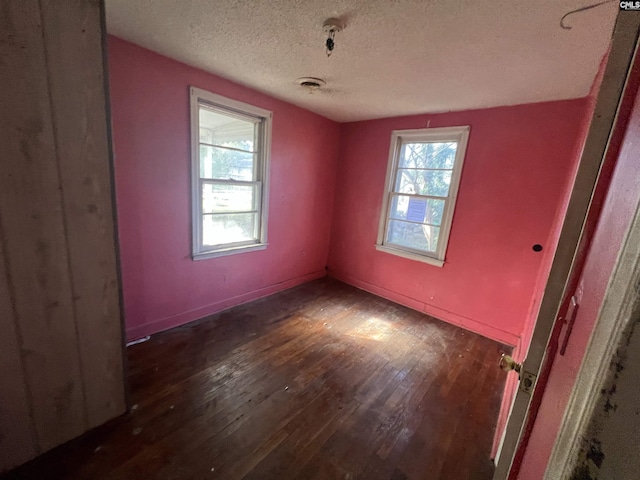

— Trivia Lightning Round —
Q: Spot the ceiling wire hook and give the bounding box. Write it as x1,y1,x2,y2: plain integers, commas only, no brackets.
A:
560,0,617,30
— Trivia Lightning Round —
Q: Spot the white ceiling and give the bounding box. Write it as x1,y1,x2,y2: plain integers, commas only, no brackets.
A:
105,0,618,122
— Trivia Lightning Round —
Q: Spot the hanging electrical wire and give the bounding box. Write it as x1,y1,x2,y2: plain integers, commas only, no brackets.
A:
322,18,344,57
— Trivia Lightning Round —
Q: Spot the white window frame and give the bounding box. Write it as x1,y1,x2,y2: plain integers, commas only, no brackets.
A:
190,86,272,260
376,126,470,267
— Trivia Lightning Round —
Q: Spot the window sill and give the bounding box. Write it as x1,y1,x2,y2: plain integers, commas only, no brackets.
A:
375,244,444,267
193,243,268,261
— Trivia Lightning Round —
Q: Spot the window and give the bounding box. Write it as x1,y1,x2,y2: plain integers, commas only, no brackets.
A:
376,126,470,267
190,87,271,259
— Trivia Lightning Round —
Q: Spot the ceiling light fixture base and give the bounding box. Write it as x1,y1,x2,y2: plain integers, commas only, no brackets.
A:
322,18,344,34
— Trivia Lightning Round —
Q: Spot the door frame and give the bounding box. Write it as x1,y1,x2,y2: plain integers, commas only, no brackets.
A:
493,11,640,479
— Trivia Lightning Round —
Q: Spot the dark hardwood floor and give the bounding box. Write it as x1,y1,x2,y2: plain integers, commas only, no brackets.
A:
6,278,511,480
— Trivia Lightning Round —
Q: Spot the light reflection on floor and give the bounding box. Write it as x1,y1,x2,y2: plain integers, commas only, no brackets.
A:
345,316,395,342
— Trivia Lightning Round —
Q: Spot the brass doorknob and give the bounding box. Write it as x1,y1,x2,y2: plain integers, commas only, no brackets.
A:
499,354,522,375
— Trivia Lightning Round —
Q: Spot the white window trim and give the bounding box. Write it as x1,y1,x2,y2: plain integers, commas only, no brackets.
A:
376,126,470,267
190,86,272,260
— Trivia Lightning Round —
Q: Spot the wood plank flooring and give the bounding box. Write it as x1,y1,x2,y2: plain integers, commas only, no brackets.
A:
5,278,511,480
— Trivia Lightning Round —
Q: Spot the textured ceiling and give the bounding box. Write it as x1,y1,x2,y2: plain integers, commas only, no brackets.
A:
105,0,618,122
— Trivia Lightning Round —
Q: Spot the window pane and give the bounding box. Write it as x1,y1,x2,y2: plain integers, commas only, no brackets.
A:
387,220,440,253
395,169,452,197
399,142,457,169
389,196,445,226
202,213,256,246
200,145,255,181
399,142,458,169
199,107,256,152
202,184,256,213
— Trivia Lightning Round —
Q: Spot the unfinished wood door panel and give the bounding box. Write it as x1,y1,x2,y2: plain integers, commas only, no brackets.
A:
0,231,38,467
0,0,126,471
39,0,126,430
0,0,87,452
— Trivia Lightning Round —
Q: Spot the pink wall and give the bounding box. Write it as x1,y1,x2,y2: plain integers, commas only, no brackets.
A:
107,37,605,475
108,37,341,340
327,100,591,346
108,35,594,355
517,64,640,480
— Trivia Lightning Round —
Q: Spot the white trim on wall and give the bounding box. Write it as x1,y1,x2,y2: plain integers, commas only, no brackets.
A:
376,126,470,267
189,86,272,260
